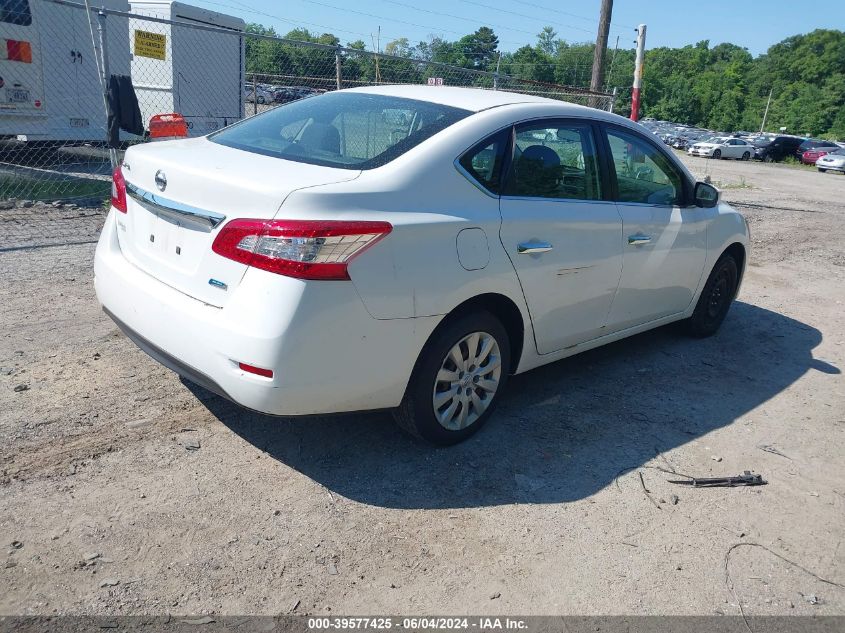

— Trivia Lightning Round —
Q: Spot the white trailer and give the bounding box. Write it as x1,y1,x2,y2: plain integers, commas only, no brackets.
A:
128,1,244,137
0,0,131,142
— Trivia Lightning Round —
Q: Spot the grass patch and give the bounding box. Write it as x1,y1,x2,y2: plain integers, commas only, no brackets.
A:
779,156,816,170
0,176,109,202
713,177,754,190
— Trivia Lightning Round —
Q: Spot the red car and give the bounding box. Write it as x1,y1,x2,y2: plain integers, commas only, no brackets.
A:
801,148,834,164
797,139,840,164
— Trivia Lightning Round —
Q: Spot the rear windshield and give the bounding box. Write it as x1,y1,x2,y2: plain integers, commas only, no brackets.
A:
210,92,471,170
1,0,31,25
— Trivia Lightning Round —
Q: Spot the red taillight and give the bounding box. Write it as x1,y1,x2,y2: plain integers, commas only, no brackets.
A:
211,219,392,280
238,362,273,378
149,113,188,139
5,40,32,63
111,166,127,213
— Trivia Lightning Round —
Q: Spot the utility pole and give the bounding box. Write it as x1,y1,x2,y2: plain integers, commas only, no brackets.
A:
606,34,620,91
590,0,613,95
760,88,773,133
631,24,646,121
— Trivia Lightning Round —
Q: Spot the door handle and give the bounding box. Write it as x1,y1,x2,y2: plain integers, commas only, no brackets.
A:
517,241,553,254
628,234,652,245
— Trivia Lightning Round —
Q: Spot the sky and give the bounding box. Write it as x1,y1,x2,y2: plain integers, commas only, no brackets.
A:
191,0,845,56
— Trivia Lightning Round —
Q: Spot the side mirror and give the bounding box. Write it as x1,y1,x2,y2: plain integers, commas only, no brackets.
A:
694,181,719,208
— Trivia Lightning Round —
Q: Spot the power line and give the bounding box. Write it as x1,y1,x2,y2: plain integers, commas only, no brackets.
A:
457,0,596,37
195,0,391,42
509,0,636,33
371,0,540,38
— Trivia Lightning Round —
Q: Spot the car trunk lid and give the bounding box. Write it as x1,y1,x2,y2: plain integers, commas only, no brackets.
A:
117,137,360,307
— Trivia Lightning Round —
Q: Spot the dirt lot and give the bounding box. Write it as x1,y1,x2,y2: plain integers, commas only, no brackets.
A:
1,155,844,617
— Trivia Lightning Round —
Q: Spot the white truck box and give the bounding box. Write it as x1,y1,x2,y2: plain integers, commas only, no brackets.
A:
0,0,131,142
128,1,244,137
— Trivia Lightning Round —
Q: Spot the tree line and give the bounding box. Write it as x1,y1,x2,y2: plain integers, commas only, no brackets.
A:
245,24,845,139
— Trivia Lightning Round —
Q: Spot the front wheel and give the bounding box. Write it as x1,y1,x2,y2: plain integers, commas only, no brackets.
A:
818,168,827,173
257,96,266,104
686,254,739,338
393,311,510,445
713,149,722,159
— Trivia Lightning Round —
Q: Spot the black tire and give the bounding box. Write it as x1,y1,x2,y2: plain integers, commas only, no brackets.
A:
818,168,826,173
257,96,266,105
686,254,739,338
763,154,774,163
713,149,722,159
393,311,511,446
742,151,751,160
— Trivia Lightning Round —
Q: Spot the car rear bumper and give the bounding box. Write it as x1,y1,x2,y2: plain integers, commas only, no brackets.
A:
94,210,439,416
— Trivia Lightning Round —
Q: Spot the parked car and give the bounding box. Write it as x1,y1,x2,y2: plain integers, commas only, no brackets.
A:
816,148,845,173
244,84,274,104
96,86,748,445
801,148,834,165
274,86,320,104
752,135,804,162
687,136,753,160
796,139,840,162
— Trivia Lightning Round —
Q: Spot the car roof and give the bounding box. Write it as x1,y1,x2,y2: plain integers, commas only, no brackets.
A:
342,84,581,113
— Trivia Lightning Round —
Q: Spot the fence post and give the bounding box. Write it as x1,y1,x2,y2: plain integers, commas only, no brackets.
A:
252,74,257,116
335,46,342,91
95,10,118,170
609,86,617,113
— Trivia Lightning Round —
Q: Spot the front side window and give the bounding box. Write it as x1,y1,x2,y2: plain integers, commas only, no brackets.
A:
606,128,684,206
211,92,470,170
1,0,31,25
504,121,601,200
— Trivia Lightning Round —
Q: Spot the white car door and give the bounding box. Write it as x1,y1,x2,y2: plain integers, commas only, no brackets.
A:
498,120,623,354
601,125,708,331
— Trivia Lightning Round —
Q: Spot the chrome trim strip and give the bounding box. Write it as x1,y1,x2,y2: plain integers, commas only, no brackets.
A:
125,183,226,231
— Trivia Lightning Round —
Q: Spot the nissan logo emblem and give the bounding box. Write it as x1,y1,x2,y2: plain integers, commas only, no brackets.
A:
154,170,167,192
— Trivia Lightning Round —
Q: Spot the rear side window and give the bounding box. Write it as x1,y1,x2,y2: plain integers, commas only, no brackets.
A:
606,128,683,206
210,92,470,170
1,0,31,26
504,121,602,200
458,128,510,194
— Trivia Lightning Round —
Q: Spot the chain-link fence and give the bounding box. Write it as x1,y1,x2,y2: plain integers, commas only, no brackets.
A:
0,0,615,213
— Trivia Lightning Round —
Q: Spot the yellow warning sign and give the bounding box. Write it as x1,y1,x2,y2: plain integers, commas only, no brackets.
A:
134,30,166,60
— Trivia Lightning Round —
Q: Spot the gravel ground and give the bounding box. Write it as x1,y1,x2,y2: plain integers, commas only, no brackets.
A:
1,155,843,616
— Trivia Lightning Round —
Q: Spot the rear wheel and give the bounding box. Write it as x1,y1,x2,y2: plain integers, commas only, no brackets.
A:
713,149,722,159
394,311,510,445
818,168,827,173
686,254,738,338
742,151,751,160
257,96,266,104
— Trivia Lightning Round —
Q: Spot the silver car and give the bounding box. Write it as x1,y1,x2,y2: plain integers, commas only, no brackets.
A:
816,148,845,173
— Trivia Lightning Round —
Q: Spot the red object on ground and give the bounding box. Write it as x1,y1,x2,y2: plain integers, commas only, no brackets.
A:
149,113,188,139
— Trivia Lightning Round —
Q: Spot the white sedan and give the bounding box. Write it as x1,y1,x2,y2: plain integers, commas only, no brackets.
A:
688,136,753,160
95,86,749,445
